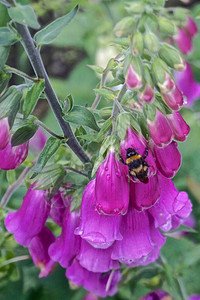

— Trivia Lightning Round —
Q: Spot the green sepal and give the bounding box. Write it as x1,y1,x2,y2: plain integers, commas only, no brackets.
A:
63,105,100,132
117,112,141,140
123,53,143,78
0,70,11,94
144,32,160,53
125,2,144,14
93,88,115,101
99,107,113,120
154,93,172,115
159,44,185,71
132,32,144,55
143,103,157,122
158,17,177,36
151,58,172,86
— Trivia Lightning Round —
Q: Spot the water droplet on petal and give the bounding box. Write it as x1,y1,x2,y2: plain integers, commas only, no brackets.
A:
106,174,110,181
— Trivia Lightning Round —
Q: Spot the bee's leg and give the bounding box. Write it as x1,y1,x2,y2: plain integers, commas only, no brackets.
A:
143,146,149,159
143,161,150,167
128,174,137,183
119,154,126,165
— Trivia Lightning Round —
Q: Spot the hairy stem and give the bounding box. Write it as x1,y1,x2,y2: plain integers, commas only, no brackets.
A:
0,255,30,269
34,120,65,140
13,23,90,164
91,69,110,111
5,66,38,82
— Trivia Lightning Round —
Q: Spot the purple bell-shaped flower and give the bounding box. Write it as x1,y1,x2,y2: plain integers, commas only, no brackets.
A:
0,117,10,150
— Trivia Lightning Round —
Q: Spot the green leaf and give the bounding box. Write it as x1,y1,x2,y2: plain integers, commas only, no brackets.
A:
63,105,100,131
105,58,118,71
87,64,104,74
62,94,74,114
11,124,38,146
96,118,112,141
64,171,89,186
33,164,64,190
23,80,45,118
0,27,19,46
8,4,40,29
93,88,115,101
7,92,21,128
0,86,22,120
31,137,64,178
0,47,10,69
34,5,78,46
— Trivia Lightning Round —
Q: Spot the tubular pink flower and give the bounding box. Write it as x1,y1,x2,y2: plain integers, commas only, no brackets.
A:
174,28,193,55
48,208,81,268
158,73,175,93
121,127,156,177
189,295,200,300
161,85,184,111
75,180,123,249
140,290,170,300
95,149,129,215
149,173,192,232
147,110,173,147
29,128,47,153
77,240,119,273
166,111,190,142
125,65,142,90
66,260,121,298
138,84,155,103
111,206,164,265
175,63,200,106
49,191,70,226
0,140,29,170
130,175,160,211
29,226,56,278
153,141,181,178
184,16,198,37
0,117,10,150
5,184,50,246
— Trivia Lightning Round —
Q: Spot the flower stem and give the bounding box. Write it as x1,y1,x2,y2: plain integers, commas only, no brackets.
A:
0,166,32,208
64,166,88,177
91,69,110,111
0,255,30,269
5,66,39,82
111,83,127,120
34,120,65,140
13,22,90,164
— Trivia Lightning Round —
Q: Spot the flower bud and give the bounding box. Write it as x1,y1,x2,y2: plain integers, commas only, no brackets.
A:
114,17,135,38
138,66,155,103
158,17,176,36
159,44,186,71
151,58,174,92
132,32,144,55
0,140,29,170
0,117,10,150
29,227,56,278
144,32,160,53
124,55,143,90
174,28,193,55
161,85,184,111
166,111,190,142
152,141,181,178
95,148,129,215
147,109,173,147
184,16,198,37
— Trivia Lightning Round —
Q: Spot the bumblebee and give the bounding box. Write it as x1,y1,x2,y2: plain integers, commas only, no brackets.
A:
120,147,149,184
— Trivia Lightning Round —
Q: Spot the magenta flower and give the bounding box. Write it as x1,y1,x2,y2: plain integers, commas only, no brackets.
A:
174,28,193,55
120,127,156,177
0,117,10,150
5,184,50,246
166,111,190,142
49,191,70,226
140,290,170,300
161,85,184,111
83,293,99,300
95,148,129,215
175,63,200,106
158,72,175,93
29,226,56,278
189,295,200,300
149,173,192,231
0,140,29,170
66,260,121,298
77,240,119,273
30,128,47,153
75,180,123,249
111,206,165,265
48,208,81,268
147,110,173,147
130,175,160,211
125,65,142,90
153,141,181,178
184,16,198,37
138,84,155,103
